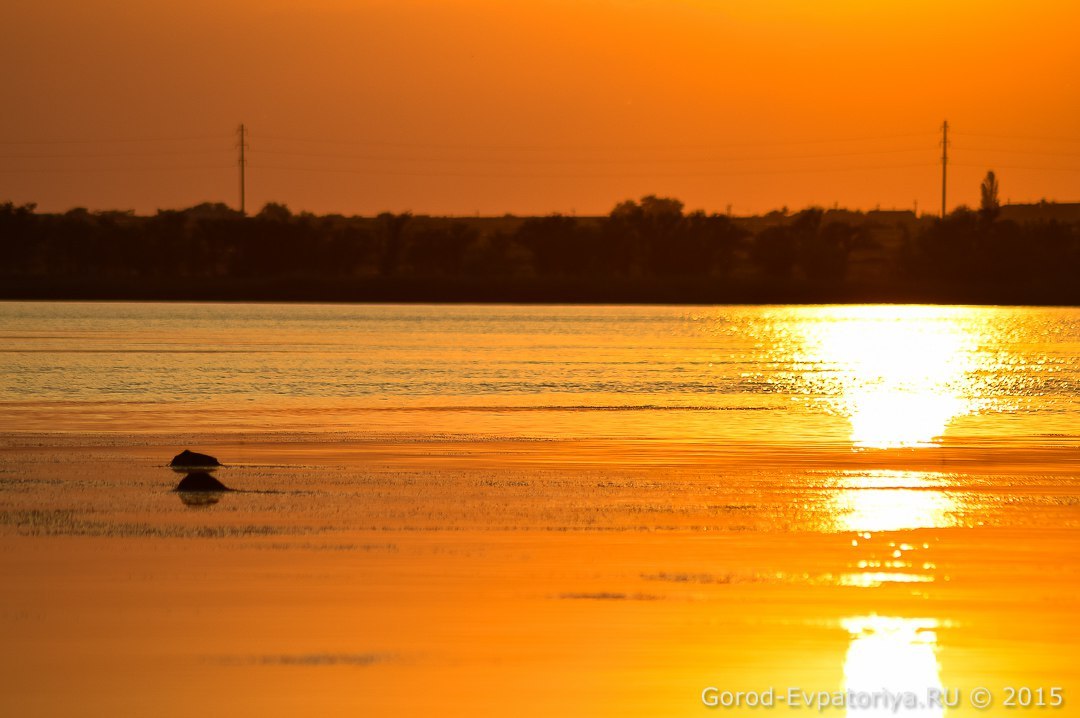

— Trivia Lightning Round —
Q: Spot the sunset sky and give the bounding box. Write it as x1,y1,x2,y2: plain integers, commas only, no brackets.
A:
3,0,1078,216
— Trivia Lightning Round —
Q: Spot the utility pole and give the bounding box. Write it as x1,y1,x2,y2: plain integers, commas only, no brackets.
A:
237,123,247,215
940,120,949,218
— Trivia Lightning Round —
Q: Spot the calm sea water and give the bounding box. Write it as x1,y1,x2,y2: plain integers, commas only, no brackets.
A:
3,302,1080,718
2,301,1079,446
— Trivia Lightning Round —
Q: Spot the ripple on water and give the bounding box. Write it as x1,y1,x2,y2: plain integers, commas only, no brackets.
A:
0,509,308,538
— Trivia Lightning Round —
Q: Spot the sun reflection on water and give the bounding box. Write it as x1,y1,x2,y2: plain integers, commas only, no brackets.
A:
794,306,985,448
843,616,944,717
831,471,958,533
831,471,956,587
837,488,954,533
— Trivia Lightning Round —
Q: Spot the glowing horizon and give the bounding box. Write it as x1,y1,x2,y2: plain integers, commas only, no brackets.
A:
2,0,1078,216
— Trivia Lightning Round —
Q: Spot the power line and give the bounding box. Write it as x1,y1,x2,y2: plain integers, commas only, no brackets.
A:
0,148,233,160
249,160,936,180
949,130,1080,145
248,145,932,166
4,123,1075,212
0,165,234,173
237,123,247,215
950,146,1080,159
952,162,1080,172
941,120,949,217
254,130,938,154
0,134,230,146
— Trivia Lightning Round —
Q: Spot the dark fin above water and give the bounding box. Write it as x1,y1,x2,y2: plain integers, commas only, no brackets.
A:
170,449,222,468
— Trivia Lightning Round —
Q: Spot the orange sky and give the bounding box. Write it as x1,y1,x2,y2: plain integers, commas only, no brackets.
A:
2,0,1078,216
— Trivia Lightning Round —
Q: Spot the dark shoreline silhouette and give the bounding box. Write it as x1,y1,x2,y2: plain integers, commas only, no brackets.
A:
6,275,1078,305
4,196,1078,305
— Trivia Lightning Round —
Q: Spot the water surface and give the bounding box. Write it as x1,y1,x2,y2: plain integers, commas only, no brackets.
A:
1,302,1078,718
3,302,1079,447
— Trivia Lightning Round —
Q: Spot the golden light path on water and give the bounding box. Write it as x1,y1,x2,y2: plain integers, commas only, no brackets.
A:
794,306,984,448
829,474,951,716
832,470,957,534
824,468,957,715
843,616,945,718
795,308,980,708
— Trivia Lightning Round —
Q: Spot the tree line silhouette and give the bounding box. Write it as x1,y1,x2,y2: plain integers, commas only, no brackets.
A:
3,186,1079,303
